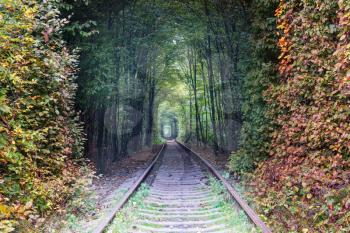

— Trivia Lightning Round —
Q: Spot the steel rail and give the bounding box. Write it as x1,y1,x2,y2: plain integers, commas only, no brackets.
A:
92,144,166,233
176,140,272,233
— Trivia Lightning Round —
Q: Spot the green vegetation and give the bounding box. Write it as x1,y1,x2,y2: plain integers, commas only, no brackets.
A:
108,184,150,233
0,1,93,231
66,0,257,172
208,176,258,233
229,0,279,173
1,0,349,232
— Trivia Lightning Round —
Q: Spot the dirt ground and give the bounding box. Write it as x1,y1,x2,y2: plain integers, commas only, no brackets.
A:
52,145,163,233
183,143,230,171
92,146,159,204
90,145,163,214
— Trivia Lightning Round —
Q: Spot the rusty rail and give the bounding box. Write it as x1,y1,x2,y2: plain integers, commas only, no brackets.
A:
92,144,166,233
176,140,272,233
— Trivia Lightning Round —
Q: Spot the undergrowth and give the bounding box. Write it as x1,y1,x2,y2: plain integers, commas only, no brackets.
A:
107,184,150,233
52,187,129,233
0,1,91,232
208,176,259,233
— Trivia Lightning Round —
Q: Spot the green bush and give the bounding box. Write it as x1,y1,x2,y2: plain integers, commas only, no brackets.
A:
0,1,91,231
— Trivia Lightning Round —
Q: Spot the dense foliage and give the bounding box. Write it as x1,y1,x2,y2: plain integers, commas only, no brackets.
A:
0,1,90,231
229,0,279,173
69,0,255,171
156,0,252,155
67,0,180,172
65,1,350,230
2,0,349,232
247,0,350,231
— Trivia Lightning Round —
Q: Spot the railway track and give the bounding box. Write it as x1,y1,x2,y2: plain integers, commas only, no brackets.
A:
94,141,271,233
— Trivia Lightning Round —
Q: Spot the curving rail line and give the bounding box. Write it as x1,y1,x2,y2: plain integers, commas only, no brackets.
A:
93,141,271,233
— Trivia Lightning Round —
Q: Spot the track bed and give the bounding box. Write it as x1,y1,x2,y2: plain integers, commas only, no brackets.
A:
129,141,230,233
102,141,270,233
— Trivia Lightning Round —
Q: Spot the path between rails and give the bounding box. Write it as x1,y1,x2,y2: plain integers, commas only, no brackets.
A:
129,141,231,233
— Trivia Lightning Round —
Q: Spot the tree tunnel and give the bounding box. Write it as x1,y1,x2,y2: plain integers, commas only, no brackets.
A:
160,112,179,140
5,0,349,231
65,0,255,173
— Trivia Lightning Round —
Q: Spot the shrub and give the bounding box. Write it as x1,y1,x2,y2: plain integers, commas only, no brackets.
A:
0,1,91,231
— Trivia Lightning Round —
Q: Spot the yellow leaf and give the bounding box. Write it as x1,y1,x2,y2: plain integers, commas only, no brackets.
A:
0,204,12,218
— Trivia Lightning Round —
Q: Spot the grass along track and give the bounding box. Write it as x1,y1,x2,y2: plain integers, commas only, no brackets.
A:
106,141,263,233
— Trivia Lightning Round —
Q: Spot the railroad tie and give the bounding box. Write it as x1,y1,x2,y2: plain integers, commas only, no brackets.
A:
129,142,232,233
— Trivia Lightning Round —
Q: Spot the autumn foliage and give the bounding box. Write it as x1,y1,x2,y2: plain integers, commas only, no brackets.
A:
0,1,91,231
1,0,349,232
248,0,350,231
